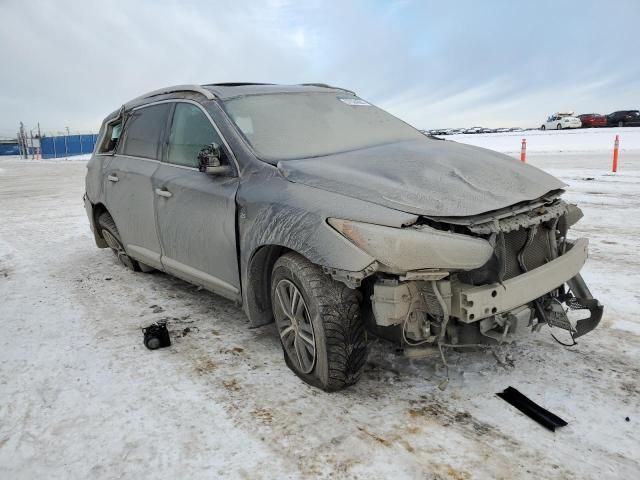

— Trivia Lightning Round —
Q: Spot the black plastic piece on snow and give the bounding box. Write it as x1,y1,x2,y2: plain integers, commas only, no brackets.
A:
143,322,171,350
496,386,568,431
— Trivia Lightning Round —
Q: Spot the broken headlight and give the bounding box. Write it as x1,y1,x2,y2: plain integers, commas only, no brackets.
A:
327,218,493,272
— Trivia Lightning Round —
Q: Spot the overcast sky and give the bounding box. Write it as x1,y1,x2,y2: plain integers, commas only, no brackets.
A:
1,0,639,137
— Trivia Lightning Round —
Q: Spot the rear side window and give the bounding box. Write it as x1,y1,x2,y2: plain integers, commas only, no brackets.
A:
167,103,222,168
120,104,171,159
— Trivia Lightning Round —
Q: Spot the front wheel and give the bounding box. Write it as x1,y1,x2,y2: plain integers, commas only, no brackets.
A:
271,253,367,391
540,125,546,130
97,212,140,271
557,123,562,130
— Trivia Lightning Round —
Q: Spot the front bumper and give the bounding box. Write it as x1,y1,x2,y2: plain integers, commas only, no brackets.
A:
450,238,589,323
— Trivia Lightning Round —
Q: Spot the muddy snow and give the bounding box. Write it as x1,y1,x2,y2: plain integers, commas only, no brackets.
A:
1,132,639,479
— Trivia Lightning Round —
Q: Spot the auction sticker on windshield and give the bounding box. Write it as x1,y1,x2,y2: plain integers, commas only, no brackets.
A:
338,97,371,106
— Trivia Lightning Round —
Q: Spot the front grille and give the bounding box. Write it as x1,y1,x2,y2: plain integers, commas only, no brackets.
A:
501,229,526,279
501,226,553,280
457,222,557,286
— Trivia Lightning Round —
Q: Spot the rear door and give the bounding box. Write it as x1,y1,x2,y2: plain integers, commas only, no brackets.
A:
152,101,241,300
104,103,171,269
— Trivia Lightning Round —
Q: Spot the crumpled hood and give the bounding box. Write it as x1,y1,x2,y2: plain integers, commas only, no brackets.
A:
277,139,566,217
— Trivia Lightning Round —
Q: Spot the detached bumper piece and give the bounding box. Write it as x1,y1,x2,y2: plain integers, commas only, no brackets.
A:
497,386,568,431
566,274,603,339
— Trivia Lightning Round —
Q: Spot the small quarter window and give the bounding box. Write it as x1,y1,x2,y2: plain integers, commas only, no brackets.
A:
99,121,122,153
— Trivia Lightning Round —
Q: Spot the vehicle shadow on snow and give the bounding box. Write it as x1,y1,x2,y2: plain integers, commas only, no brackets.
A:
85,249,584,392
91,252,568,397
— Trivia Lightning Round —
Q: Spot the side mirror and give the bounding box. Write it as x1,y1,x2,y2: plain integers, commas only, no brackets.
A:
198,143,231,175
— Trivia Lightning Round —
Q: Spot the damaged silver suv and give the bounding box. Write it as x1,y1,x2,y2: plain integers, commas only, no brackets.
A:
84,83,602,390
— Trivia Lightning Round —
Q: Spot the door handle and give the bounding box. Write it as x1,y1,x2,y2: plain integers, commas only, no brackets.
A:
107,175,119,182
155,188,172,198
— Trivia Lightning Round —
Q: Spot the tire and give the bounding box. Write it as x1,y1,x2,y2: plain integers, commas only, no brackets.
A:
271,253,367,391
540,125,546,130
557,124,562,130
97,212,140,271
618,121,624,127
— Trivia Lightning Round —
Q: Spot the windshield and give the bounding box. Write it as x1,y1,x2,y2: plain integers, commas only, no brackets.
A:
222,92,425,161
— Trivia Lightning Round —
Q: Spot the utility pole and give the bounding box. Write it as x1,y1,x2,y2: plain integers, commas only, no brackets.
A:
37,122,42,159
16,129,23,157
18,122,28,159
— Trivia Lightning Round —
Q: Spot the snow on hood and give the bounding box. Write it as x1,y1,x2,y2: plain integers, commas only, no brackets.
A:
277,138,566,217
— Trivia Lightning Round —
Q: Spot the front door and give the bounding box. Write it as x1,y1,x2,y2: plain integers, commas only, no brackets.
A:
105,103,172,269
152,101,241,300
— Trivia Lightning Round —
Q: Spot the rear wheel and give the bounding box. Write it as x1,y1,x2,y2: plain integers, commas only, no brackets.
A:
557,123,562,130
540,125,546,130
618,121,624,127
97,212,140,271
271,253,367,391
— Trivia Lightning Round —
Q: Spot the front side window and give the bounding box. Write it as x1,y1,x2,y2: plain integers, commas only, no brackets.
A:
167,103,221,168
222,93,424,162
120,103,171,159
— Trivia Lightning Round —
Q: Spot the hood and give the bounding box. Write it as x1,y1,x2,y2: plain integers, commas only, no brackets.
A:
277,138,566,217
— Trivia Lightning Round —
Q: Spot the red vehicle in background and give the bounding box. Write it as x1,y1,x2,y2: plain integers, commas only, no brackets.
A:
578,113,607,128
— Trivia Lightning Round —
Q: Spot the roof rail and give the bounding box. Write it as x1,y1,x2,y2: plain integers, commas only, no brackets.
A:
126,84,216,106
299,83,356,95
204,82,275,87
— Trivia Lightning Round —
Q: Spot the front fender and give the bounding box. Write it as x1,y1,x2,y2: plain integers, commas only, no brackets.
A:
237,169,416,326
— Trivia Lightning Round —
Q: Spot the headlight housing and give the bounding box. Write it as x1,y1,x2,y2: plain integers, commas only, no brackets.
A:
328,218,493,272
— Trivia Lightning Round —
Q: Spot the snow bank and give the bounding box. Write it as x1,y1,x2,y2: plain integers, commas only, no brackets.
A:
0,153,91,162
445,126,640,154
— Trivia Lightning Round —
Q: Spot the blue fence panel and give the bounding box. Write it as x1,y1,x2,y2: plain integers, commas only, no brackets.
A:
67,135,82,155
81,134,98,154
0,143,21,155
54,137,66,157
40,133,98,159
40,137,55,158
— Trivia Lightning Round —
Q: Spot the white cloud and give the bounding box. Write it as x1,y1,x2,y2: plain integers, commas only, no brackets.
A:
1,0,639,136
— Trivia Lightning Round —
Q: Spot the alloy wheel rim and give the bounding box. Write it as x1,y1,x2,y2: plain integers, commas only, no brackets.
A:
102,229,123,254
274,279,316,374
102,229,133,268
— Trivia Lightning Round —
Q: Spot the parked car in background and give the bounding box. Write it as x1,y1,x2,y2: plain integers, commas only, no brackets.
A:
430,129,448,136
541,113,581,130
578,113,607,128
83,83,602,390
607,110,640,127
463,126,483,134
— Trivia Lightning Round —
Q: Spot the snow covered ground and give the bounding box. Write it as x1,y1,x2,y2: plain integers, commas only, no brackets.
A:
1,130,639,479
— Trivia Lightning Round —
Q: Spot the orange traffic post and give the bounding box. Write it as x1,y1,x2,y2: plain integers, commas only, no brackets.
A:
612,135,619,173
520,138,526,162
